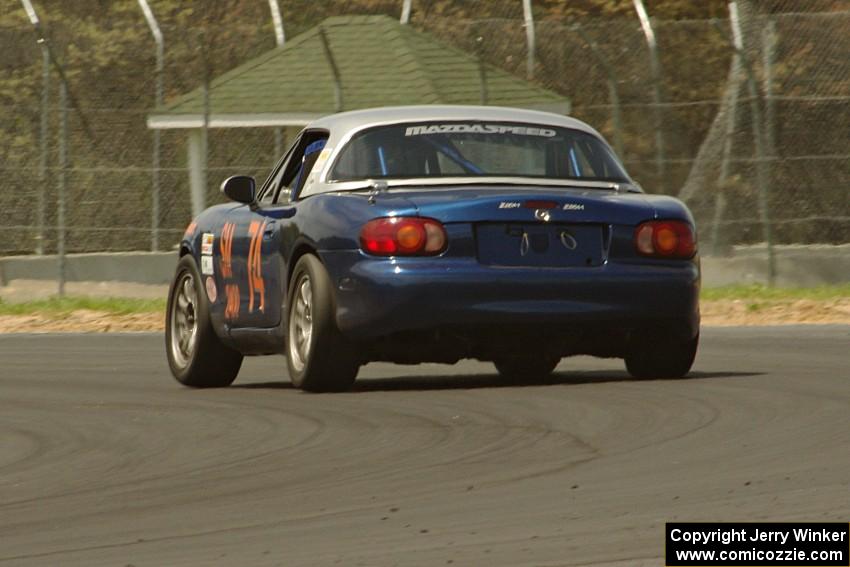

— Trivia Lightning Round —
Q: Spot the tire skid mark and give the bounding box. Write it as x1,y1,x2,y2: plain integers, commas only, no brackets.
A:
0,401,320,511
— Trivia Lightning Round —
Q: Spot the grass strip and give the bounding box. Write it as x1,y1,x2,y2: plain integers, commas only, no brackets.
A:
0,296,166,316
701,284,850,302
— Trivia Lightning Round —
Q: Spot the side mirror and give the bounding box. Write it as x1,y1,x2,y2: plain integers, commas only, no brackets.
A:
221,175,256,204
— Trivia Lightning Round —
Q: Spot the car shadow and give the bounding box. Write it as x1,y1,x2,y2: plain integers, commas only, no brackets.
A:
231,370,764,393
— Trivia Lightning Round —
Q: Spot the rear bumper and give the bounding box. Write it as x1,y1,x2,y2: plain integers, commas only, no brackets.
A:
321,250,700,341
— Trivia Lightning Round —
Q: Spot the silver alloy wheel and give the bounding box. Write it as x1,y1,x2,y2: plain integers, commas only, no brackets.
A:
169,272,198,369
288,274,313,372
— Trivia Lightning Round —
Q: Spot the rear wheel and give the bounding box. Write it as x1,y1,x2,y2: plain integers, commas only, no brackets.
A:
624,333,699,379
166,255,242,387
286,254,360,392
493,354,560,381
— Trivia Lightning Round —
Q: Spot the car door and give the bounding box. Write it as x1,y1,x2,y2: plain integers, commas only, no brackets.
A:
226,130,329,329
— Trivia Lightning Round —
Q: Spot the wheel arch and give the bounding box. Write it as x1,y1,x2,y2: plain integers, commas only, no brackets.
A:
287,241,321,286
284,242,347,339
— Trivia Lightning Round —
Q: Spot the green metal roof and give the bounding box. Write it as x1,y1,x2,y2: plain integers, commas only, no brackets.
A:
148,15,569,129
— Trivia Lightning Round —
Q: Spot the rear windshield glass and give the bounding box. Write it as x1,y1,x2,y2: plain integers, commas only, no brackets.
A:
329,122,628,182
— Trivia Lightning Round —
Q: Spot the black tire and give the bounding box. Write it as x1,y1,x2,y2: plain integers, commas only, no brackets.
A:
624,333,699,379
165,255,243,387
286,254,360,392
493,354,560,381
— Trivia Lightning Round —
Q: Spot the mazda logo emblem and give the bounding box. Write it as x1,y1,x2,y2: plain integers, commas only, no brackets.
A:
534,209,551,222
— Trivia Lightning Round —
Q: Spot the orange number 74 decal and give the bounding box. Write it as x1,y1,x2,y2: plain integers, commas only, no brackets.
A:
220,222,235,279
224,284,240,320
247,221,267,314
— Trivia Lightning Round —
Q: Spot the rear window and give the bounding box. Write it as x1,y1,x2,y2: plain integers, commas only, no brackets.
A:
329,122,627,183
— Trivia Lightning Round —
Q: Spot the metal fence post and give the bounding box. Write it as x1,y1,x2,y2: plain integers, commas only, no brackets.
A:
201,82,210,211
522,0,535,80
201,30,211,213
709,40,742,256
274,129,284,158
762,18,777,171
19,0,50,254
19,0,67,289
57,79,68,297
721,2,776,284
187,33,209,218
318,26,343,112
187,130,206,217
400,0,412,24
137,0,163,251
474,30,489,105
267,0,285,46
633,0,666,192
37,38,50,255
267,0,285,157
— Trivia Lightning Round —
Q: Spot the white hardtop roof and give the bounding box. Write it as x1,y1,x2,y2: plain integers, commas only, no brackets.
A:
296,105,624,198
308,105,599,136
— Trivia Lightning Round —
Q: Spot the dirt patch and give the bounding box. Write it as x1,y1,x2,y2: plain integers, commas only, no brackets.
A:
701,298,850,326
1,299,849,333
0,310,164,333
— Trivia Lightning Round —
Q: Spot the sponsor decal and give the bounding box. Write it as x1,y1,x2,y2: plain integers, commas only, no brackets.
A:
405,124,557,137
303,145,331,191
201,232,214,255
314,148,332,168
205,276,217,303
499,201,521,209
201,255,214,275
184,220,197,237
220,222,235,279
247,220,267,314
562,203,585,211
224,284,240,320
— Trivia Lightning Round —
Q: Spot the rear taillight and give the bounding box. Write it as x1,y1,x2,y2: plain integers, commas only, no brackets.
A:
360,217,447,256
634,220,696,259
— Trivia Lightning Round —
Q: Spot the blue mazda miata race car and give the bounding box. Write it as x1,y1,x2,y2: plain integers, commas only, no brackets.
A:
166,105,699,392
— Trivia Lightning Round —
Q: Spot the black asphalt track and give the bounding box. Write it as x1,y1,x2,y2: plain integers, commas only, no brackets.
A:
1,326,848,566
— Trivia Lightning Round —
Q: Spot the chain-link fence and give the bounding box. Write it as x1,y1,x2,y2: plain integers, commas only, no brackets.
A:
2,1,848,278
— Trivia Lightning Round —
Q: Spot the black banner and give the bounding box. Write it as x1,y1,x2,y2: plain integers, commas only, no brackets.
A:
666,523,849,566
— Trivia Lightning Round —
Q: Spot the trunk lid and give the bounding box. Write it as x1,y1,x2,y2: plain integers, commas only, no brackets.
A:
396,185,653,268
394,185,654,225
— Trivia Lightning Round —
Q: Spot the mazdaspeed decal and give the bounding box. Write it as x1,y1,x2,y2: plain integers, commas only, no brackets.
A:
405,124,556,137
201,233,214,255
